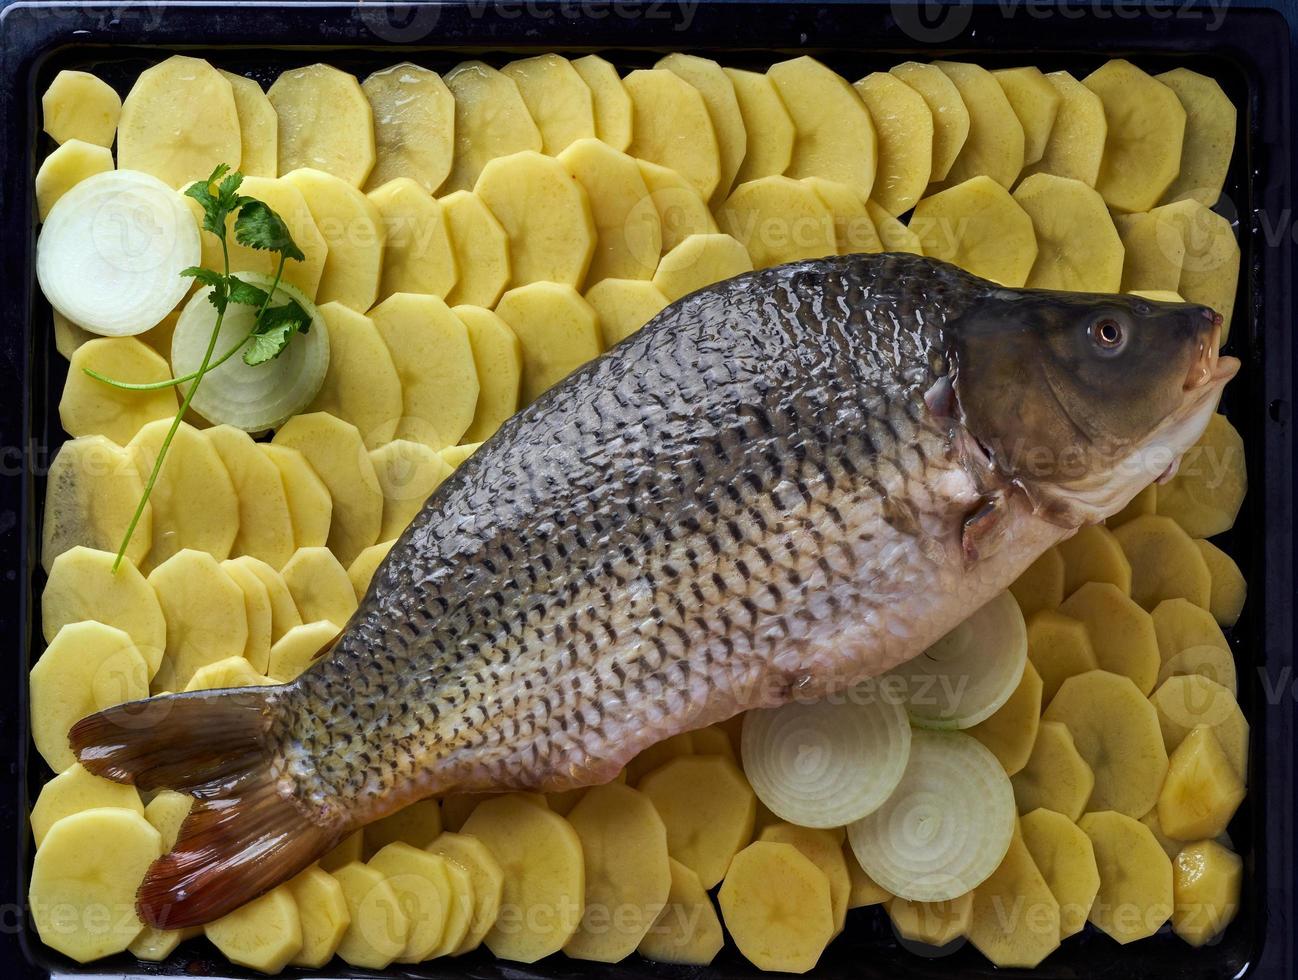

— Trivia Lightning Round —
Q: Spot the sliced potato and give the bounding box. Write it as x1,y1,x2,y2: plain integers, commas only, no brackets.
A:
1026,610,1098,706
455,304,523,443
1013,173,1124,292
1157,199,1241,340
1117,210,1185,293
332,861,409,969
267,620,341,682
442,190,510,308
657,54,746,204
1020,807,1099,938
625,68,720,202
502,54,595,155
1109,482,1158,527
1158,644,1237,695
287,865,351,968
35,138,114,221
935,61,1025,189
148,549,249,692
225,554,303,641
1010,546,1065,620
888,892,972,947
362,799,443,857
909,175,1037,287
1058,524,1132,597
1024,71,1106,186
30,762,143,847
43,434,151,572
1151,674,1248,777
845,843,892,908
282,545,359,627
268,64,375,188
52,311,94,360
638,857,724,966
1153,599,1228,669
367,842,451,962
558,137,661,283
185,655,272,691
889,61,969,182
283,167,385,312
636,159,718,254
725,67,795,184
206,424,296,570
441,442,481,470
205,884,303,974
260,443,332,550
442,61,542,194
718,175,837,268
1011,720,1094,821
59,337,176,445
1196,538,1246,627
368,177,457,301
426,831,505,955
759,823,851,935
1060,582,1160,696
585,279,670,348
653,232,753,302
966,831,1060,968
362,63,455,194
572,55,632,152
719,841,834,974
1114,514,1212,611
805,177,883,254
854,72,932,216
1157,725,1244,840
1157,68,1236,207
993,67,1060,166
320,831,363,872
308,303,403,449
348,540,395,600
370,440,453,540
1156,413,1246,537
494,282,602,405
969,660,1043,776
42,69,121,147
1172,839,1242,946
220,71,277,177
1079,810,1174,943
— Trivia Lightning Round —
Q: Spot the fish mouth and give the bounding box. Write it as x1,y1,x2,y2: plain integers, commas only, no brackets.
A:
1185,311,1240,390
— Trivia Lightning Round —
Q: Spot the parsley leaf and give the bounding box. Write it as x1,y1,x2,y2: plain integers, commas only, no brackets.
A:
242,300,312,365
234,200,306,261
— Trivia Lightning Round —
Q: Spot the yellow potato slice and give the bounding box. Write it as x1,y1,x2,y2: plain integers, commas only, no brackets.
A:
559,137,661,284
42,69,121,147
625,68,720,201
206,424,296,569
853,72,932,217
1060,582,1160,695
368,177,457,301
185,655,272,691
1158,644,1237,696
687,724,735,760
1157,413,1246,537
441,442,481,470
225,554,302,640
572,55,632,152
461,793,585,963
1157,69,1236,207
1158,199,1242,340
495,281,602,404
969,660,1043,776
628,731,695,786
282,545,359,628
1044,670,1168,816
308,303,403,449
718,175,837,268
935,61,1025,189
888,892,972,947
370,440,453,540
889,61,969,182
148,549,249,692
564,783,672,962
584,279,670,349
42,546,165,674
719,840,835,973
759,823,850,935
768,56,876,200
1157,724,1244,841
845,843,892,907
205,885,303,973
637,159,718,254
332,861,409,969
1152,596,1228,663
1026,610,1098,707
653,232,753,302
909,175,1037,286
639,755,756,889
1109,482,1158,528
127,926,189,962
450,305,521,443
29,808,160,963
443,61,543,194
657,54,746,204
42,434,151,572
30,763,143,846
268,64,375,188
1021,808,1099,938
426,831,505,955
283,167,385,312
1117,210,1185,293
1058,524,1132,597
143,790,192,855
1173,839,1242,946
35,138,114,221
1151,674,1248,777
1024,71,1106,186
805,177,883,254
1009,545,1064,619
1114,514,1212,610
52,310,94,360
219,71,277,177
348,540,394,600
118,55,240,187
368,842,452,962
502,54,595,156
967,830,1060,968
476,150,596,288
272,412,383,566
1079,810,1173,943
362,63,455,194
1084,60,1187,213
364,799,442,857
1012,720,1094,821
993,67,1060,166
442,190,509,308
725,67,795,185
259,444,333,550
638,856,724,965
321,831,363,872
60,337,175,445
1196,539,1246,627
1014,173,1124,292
267,620,340,682
287,865,350,968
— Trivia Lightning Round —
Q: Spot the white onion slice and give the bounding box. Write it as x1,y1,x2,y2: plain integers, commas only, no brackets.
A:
36,170,199,337
886,590,1027,730
847,729,1015,902
171,274,328,432
740,685,912,829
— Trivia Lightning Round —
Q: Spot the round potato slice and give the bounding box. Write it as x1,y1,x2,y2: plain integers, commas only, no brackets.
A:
362,62,455,194
1026,610,1097,707
442,191,510,309
495,282,602,405
268,620,341,682
628,731,695,787
1079,810,1173,943
1172,840,1242,947
268,64,375,188
1114,515,1212,611
1150,674,1248,777
369,440,453,541
206,424,296,570
1021,807,1100,938
60,338,176,446
638,856,724,965
854,72,933,216
572,55,632,152
805,177,883,254
30,762,143,846
636,159,719,254
502,54,595,156
426,831,505,955
993,67,1060,166
889,61,969,182
442,61,542,194
625,68,720,202
1195,538,1246,627
1013,173,1124,292
935,61,1025,189
287,865,350,968
1157,68,1236,207
967,830,1060,968
1058,524,1132,598
717,175,837,268
558,138,661,284
43,434,151,573
1011,720,1095,821
719,841,835,974
969,661,1043,776
52,310,95,361
368,177,457,301
307,303,403,449
225,554,302,641
759,823,851,935
282,545,359,628
1157,725,1244,840
185,655,272,691
657,54,747,204
1010,546,1064,619
909,175,1037,287
220,70,277,177
42,69,121,147
367,842,451,962
1158,201,1241,339
653,233,753,303
1024,71,1106,187
332,861,409,969
454,305,522,444
1060,582,1160,696
888,892,972,947
35,138,114,221
205,885,303,974
1158,644,1237,695
348,540,395,601
584,279,670,350
725,67,795,185
148,549,249,692
1156,413,1246,538
1116,209,1185,294
257,443,333,550
283,167,385,313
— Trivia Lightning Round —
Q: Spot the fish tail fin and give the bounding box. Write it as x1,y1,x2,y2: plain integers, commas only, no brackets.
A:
69,688,341,930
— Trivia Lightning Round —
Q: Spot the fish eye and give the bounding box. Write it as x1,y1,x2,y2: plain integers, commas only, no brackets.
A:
1088,317,1125,354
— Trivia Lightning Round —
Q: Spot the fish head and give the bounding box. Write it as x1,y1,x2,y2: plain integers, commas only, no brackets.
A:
952,289,1239,525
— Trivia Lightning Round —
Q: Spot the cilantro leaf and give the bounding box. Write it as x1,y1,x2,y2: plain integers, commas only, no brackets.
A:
234,201,306,261
184,164,246,239
226,276,271,309
180,267,224,288
242,323,298,366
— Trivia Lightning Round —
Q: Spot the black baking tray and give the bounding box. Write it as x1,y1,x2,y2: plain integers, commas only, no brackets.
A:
0,2,1292,978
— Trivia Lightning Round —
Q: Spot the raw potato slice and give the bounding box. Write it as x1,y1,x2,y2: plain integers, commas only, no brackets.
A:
495,282,602,405
273,412,383,566
969,660,1043,776
1058,524,1132,597
1011,720,1094,821
368,177,457,300
29,808,161,963
967,830,1060,968
118,55,240,187
260,443,332,550
935,61,1025,189
1010,546,1064,619
1043,670,1169,817
854,72,932,216
1026,610,1097,706
226,554,302,641
42,434,151,572
1020,809,1098,940
42,70,121,146
476,150,596,288
455,305,523,443
888,892,972,946
657,54,747,203
759,823,851,935
718,175,836,268
768,56,876,200
1196,538,1246,627
368,842,452,962
1084,60,1187,213
628,732,695,786
220,71,277,177
653,233,753,302
288,865,351,968
426,832,505,955
365,799,442,856
637,159,719,254
1156,413,1246,537
564,783,672,962
1013,173,1124,292
148,549,249,692
60,337,175,445
690,726,735,760
909,176,1037,287
1110,482,1158,527
348,540,394,600
1157,69,1236,207
559,138,661,283
332,861,409,969
268,620,340,682
1173,840,1242,946
268,64,375,188
443,61,543,193
283,167,385,312
128,926,188,962
308,303,403,449
1060,582,1160,696
321,831,363,872
205,885,303,974
442,191,509,308
1079,810,1173,943
638,755,756,889
362,63,455,194
1116,210,1185,293
889,62,969,182
502,54,595,155
1114,514,1212,610
53,311,95,360
638,857,724,965
584,279,669,349
719,841,835,974
572,55,632,152
625,69,720,201
993,67,1060,166
1025,71,1106,186
1162,200,1241,340
1159,644,1237,695
369,293,479,449
725,68,795,184
430,858,473,957
806,177,883,254
461,794,585,963
35,138,114,221
1157,725,1244,840
845,844,892,907
282,546,359,627
30,763,143,846
42,546,165,674
441,442,481,469
206,425,296,569
370,440,453,540
186,655,272,691
1151,674,1248,777
128,419,239,569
